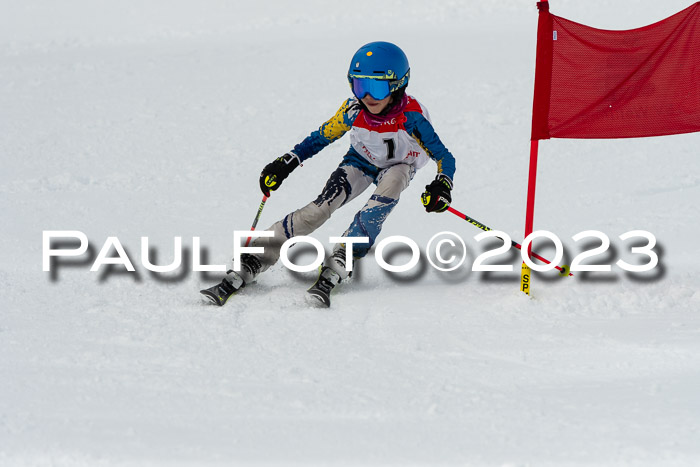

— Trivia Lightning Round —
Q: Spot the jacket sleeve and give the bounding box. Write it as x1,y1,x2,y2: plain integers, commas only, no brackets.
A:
290,98,359,162
405,111,456,181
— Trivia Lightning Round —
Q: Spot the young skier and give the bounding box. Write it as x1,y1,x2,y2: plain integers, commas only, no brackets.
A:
201,41,456,307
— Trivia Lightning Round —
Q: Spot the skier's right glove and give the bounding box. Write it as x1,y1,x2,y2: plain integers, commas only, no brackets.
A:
259,153,301,197
421,174,453,213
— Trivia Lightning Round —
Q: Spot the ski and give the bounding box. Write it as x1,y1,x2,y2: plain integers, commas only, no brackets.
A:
201,267,341,308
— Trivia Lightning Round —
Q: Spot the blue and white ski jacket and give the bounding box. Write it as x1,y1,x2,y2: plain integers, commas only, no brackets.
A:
290,95,456,181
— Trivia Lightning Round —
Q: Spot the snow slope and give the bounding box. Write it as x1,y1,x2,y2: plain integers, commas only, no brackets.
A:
1,1,699,465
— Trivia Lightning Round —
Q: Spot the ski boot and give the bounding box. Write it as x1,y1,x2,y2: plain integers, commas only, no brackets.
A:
307,266,342,307
200,271,244,306
200,253,262,306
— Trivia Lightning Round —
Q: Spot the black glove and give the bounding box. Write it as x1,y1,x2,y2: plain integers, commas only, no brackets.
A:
421,174,453,213
259,153,300,197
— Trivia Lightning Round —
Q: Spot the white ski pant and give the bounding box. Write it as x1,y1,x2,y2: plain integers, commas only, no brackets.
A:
247,162,415,278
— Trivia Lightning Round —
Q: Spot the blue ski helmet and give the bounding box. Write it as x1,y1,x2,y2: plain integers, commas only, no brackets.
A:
347,41,410,100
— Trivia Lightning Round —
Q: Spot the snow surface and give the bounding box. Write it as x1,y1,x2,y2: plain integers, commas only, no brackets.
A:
2,1,700,465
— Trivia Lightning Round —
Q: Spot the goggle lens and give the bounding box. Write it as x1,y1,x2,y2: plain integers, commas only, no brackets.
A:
352,78,391,100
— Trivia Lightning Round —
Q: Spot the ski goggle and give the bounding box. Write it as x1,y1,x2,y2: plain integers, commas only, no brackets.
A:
351,77,391,100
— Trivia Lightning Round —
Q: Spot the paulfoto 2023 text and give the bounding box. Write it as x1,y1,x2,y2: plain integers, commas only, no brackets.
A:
42,229,659,277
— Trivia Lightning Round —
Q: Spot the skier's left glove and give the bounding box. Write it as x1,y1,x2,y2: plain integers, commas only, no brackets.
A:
259,153,300,197
421,174,453,213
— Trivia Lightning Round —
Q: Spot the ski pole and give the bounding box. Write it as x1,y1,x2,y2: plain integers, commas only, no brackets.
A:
245,195,268,247
446,206,572,276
